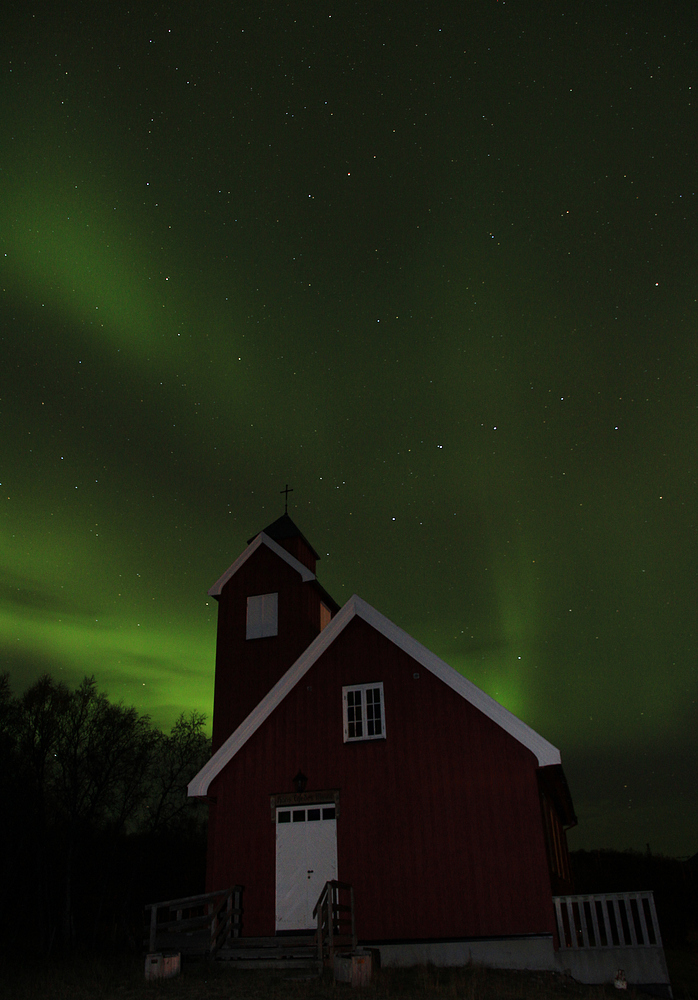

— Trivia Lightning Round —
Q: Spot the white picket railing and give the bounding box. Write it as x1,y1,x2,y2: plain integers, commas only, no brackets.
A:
554,891,663,950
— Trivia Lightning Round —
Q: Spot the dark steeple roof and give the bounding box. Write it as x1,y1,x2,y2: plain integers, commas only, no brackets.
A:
248,513,320,562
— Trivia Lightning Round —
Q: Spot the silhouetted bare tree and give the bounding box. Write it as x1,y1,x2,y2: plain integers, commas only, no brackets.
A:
142,710,210,836
0,673,211,954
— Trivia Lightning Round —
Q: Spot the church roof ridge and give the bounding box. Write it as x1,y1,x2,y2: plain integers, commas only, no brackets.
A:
207,531,315,597
188,594,561,797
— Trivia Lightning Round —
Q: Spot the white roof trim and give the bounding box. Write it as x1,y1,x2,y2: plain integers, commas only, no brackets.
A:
208,532,315,596
189,595,560,797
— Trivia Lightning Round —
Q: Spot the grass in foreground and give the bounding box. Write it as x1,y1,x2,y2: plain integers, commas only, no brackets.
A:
1,950,692,1000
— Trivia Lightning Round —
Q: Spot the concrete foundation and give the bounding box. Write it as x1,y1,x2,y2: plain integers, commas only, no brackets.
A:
144,951,181,980
369,935,556,970
334,950,373,986
554,946,672,997
365,935,672,997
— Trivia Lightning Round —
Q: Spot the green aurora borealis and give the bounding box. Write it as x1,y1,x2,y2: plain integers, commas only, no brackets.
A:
1,4,696,855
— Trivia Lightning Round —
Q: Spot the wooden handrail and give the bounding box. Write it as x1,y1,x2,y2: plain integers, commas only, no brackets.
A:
144,886,243,956
313,880,356,966
144,888,235,910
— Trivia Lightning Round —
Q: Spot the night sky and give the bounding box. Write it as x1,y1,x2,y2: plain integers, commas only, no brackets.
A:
2,4,696,857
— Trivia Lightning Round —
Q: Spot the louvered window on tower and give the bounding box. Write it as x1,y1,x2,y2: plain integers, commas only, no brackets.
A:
342,682,386,742
246,592,278,639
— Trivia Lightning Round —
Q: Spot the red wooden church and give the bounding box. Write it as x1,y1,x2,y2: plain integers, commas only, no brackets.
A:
188,513,577,966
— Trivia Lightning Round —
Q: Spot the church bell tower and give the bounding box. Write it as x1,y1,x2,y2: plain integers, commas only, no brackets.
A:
207,512,339,753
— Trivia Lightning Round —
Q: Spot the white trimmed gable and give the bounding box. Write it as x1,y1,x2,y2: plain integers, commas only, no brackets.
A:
189,594,561,797
208,531,315,597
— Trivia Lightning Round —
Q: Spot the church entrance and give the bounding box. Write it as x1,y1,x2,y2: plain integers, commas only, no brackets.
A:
275,804,338,931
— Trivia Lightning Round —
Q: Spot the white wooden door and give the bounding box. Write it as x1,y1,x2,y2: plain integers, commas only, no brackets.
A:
275,804,337,931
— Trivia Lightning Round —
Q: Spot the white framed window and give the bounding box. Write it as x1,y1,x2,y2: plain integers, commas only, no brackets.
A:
342,683,385,742
246,592,278,639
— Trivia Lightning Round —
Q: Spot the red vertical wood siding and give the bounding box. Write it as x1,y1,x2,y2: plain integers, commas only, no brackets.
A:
211,546,324,753
207,615,556,942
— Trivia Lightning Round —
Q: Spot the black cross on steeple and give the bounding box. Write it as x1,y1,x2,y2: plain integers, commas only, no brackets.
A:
280,484,294,514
